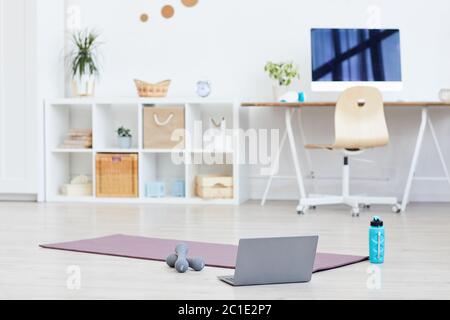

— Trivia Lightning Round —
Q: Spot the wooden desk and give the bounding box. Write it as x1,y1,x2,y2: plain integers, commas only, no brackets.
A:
242,101,450,213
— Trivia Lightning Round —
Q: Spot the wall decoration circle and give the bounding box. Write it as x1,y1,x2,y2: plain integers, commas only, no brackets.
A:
140,1,200,23
140,13,149,23
181,0,199,7
161,5,175,19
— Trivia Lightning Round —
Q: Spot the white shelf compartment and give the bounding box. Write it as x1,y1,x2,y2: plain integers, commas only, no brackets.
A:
46,152,93,200
95,102,139,150
186,102,235,151
45,102,92,151
187,154,235,200
140,151,187,200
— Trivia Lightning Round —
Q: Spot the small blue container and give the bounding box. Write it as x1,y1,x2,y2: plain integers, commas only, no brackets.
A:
172,180,185,198
369,216,385,264
145,182,166,198
298,92,306,102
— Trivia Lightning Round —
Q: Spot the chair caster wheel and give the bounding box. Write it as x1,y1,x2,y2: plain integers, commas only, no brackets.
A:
392,205,401,214
351,208,360,217
297,206,307,215
363,204,371,210
311,206,317,210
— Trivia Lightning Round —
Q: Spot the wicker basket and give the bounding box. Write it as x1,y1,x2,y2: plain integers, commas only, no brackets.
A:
96,153,139,198
134,79,171,98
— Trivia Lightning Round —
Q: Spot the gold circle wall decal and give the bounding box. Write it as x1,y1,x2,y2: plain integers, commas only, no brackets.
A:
181,0,199,7
161,5,175,19
141,1,199,23
140,13,149,23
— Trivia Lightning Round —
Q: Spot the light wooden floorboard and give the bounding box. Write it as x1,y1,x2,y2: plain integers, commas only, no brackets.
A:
0,201,449,300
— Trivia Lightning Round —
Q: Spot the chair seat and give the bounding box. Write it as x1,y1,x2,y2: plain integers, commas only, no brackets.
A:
304,144,335,150
305,144,362,152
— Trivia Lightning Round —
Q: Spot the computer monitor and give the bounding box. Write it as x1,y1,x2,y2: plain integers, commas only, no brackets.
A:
311,28,402,91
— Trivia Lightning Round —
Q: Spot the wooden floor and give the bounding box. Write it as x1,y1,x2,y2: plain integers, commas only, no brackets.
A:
0,200,449,300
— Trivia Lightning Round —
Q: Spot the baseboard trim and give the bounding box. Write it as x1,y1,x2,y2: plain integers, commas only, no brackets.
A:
0,194,37,202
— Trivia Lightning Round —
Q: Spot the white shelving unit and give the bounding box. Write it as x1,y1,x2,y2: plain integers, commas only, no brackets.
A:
44,98,248,205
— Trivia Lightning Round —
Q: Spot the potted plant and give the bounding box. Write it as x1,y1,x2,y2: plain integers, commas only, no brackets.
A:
67,29,102,97
117,126,132,149
264,61,300,100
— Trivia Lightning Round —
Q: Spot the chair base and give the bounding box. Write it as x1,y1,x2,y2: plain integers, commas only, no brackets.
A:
296,155,401,216
297,196,400,216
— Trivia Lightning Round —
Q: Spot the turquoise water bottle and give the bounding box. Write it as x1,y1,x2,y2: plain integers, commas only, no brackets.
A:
369,216,385,264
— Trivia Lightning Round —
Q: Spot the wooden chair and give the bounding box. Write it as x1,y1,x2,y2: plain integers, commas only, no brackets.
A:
300,86,400,216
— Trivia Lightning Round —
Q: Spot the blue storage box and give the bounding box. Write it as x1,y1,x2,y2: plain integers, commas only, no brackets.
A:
172,180,185,198
145,181,166,198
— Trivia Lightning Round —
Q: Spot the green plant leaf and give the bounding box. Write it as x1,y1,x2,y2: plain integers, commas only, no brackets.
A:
66,28,102,79
265,60,299,87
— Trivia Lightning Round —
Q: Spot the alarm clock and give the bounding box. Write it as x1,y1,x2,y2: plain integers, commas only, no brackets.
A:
196,80,211,98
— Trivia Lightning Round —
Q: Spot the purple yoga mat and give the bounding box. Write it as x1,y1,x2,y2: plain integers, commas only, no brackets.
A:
40,234,368,272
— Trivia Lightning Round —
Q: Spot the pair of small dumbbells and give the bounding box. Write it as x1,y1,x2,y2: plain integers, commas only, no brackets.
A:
166,243,205,273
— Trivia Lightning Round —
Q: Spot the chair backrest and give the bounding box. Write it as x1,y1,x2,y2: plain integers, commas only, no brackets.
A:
334,86,389,149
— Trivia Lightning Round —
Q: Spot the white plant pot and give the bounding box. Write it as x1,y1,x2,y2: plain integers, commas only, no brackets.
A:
272,84,289,101
439,89,450,102
72,75,96,97
118,136,132,149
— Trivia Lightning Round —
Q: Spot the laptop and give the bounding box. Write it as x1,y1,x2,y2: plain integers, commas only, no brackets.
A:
218,236,319,286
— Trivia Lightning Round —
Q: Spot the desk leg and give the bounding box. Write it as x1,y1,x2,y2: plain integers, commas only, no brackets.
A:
286,109,307,206
296,109,316,193
428,117,450,189
261,123,289,206
401,108,428,212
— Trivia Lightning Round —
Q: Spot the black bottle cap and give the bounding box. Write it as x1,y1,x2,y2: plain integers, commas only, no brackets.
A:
371,216,384,227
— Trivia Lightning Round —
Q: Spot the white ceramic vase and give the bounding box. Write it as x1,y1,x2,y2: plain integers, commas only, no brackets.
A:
272,83,289,101
439,89,450,102
72,74,96,97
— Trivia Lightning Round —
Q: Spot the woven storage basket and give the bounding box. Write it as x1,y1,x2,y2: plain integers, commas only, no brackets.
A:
134,79,171,98
96,153,139,198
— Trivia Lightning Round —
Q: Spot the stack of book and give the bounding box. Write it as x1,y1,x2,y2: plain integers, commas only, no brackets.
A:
60,129,93,149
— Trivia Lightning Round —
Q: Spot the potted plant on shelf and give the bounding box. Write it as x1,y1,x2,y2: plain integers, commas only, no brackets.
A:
264,61,300,100
67,29,102,97
117,126,132,149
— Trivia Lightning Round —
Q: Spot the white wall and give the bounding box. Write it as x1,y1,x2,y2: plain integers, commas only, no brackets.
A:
65,0,450,202
36,0,65,200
